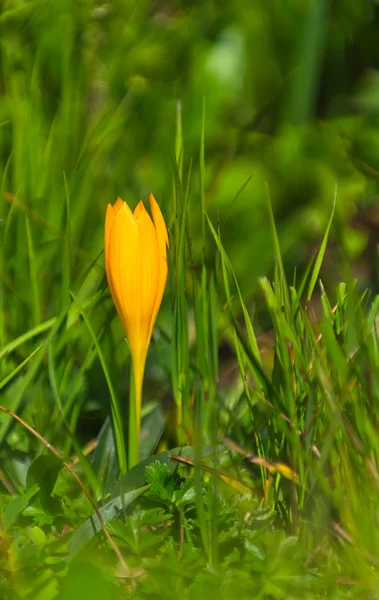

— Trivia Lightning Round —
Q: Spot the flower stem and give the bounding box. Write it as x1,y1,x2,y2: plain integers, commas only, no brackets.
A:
128,351,145,469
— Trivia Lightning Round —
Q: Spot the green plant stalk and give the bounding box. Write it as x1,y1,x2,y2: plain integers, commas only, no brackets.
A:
128,350,144,470
25,216,41,326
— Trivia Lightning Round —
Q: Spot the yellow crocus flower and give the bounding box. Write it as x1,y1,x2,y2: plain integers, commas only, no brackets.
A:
104,193,168,459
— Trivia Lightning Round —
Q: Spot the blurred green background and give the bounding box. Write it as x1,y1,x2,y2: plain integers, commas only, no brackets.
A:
2,0,379,321
3,0,379,447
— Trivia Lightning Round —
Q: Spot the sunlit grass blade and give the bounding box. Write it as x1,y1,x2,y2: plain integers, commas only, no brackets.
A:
194,96,211,561
0,341,46,393
220,175,254,234
25,216,41,325
206,213,262,368
199,96,206,255
171,145,192,444
0,318,56,362
175,99,183,185
3,191,98,269
265,182,290,311
367,295,379,332
293,250,317,316
0,342,46,443
66,249,104,329
306,183,337,305
174,159,192,291
61,173,72,311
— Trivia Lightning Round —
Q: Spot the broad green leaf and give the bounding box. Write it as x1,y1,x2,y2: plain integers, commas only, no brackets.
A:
66,485,148,562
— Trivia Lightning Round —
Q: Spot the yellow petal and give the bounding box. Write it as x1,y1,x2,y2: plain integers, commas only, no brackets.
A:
105,198,125,326
134,201,159,341
133,200,145,219
107,201,141,345
149,193,168,340
150,193,168,247
104,197,123,263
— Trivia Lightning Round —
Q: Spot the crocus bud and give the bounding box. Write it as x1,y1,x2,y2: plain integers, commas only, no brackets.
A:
105,194,168,454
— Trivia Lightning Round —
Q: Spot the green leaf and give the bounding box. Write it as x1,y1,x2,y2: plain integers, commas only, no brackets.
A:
112,444,226,499
27,454,62,513
145,461,171,501
0,318,55,362
28,526,46,549
66,485,148,562
3,485,39,528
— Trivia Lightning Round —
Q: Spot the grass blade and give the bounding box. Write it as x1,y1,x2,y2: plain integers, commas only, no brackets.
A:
25,216,41,325
306,183,337,305
70,290,127,477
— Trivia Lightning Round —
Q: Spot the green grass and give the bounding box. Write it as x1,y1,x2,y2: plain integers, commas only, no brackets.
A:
1,1,379,598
